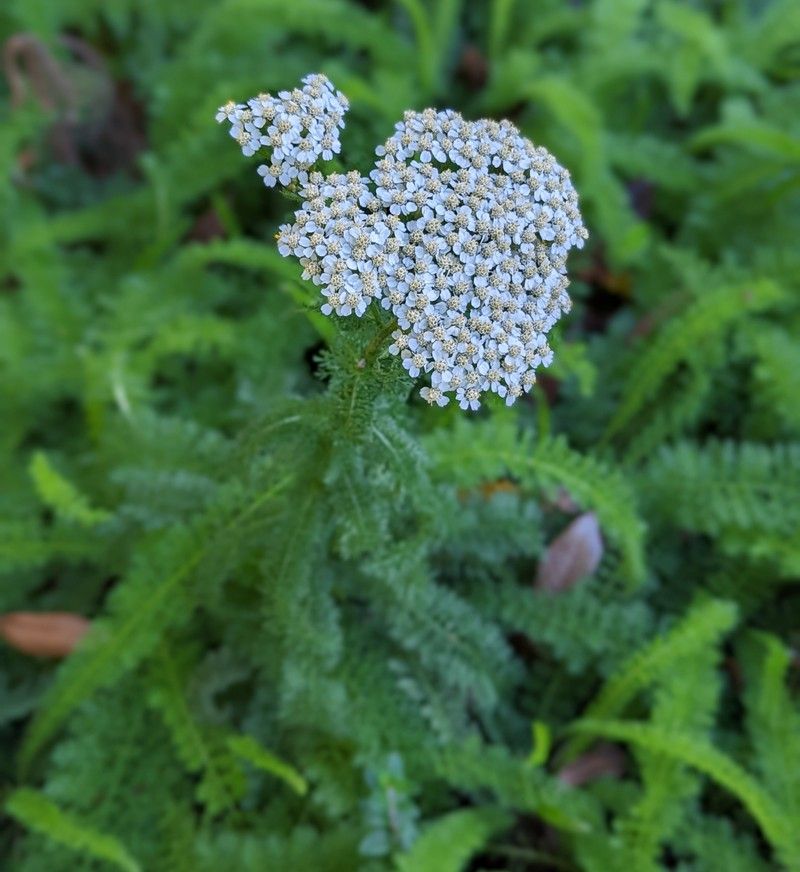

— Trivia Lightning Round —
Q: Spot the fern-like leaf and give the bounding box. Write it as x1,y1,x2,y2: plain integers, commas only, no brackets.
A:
20,473,293,769
148,646,244,814
605,278,786,439
5,788,141,872
435,737,600,835
226,733,307,796
395,807,511,872
569,719,800,870
739,632,800,824
561,598,738,760
639,441,800,571
426,418,646,584
29,452,111,527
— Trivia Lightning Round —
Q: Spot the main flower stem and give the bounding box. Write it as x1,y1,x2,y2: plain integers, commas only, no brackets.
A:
361,316,398,368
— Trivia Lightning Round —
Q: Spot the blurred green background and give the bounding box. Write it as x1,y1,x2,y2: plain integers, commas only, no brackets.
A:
1,1,799,870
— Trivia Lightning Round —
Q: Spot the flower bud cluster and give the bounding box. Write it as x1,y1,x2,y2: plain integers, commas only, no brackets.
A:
277,106,587,409
215,73,348,188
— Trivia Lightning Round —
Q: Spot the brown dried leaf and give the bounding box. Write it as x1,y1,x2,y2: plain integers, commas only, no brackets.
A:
535,512,603,592
0,611,90,658
558,744,625,786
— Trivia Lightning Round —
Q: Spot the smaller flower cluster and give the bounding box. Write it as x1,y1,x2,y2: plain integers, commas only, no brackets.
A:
215,73,348,188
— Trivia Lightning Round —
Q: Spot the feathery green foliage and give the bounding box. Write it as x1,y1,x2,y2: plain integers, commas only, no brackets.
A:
395,807,511,872
5,790,141,872
1,1,799,870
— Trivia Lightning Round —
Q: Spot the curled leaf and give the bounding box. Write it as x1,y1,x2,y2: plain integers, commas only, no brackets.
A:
0,612,90,658
535,512,603,592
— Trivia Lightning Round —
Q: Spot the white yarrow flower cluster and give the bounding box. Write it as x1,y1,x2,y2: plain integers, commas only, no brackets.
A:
215,73,348,188
277,106,587,409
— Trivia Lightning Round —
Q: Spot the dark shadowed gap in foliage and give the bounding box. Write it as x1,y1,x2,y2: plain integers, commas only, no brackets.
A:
457,45,489,92
31,574,61,598
472,815,566,871
582,286,627,333
628,178,655,220
304,339,330,381
19,397,84,454
660,846,682,868
1,274,22,295
701,354,752,440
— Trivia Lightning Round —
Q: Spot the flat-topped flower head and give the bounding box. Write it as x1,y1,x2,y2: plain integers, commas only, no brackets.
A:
216,73,348,187
278,107,587,409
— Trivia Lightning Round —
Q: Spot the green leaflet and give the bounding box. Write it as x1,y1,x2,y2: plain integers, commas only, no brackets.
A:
435,737,600,835
227,734,308,795
691,120,800,162
0,520,99,572
676,813,773,872
173,239,334,341
739,633,800,825
20,474,293,770
29,452,111,527
395,807,511,872
569,720,800,871
224,0,413,64
5,789,141,872
193,825,361,871
639,441,800,573
614,604,729,870
427,418,646,585
148,646,245,814
605,279,786,440
488,0,517,60
743,323,800,434
561,598,738,760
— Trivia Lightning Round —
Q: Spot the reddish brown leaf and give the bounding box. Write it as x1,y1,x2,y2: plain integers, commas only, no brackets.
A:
0,611,90,658
535,512,603,592
558,744,625,786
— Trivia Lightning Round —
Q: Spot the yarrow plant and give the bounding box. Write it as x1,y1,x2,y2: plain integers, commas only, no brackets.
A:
217,75,587,409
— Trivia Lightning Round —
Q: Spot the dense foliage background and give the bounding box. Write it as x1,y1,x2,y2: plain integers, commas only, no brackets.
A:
1,0,799,869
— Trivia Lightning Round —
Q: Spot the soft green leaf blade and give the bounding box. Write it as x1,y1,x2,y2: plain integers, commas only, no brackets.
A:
605,279,786,440
29,453,111,528
227,733,308,795
569,720,800,869
395,807,510,872
561,599,738,760
427,419,646,585
6,789,141,872
20,475,293,769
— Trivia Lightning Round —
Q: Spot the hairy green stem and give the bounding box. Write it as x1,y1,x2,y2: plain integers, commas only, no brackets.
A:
362,316,399,367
